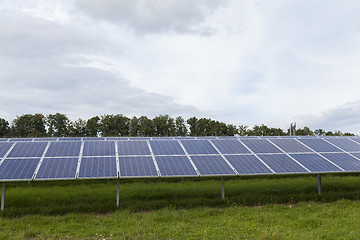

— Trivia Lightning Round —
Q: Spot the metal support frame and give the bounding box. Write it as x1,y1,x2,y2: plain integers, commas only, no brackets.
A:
1,182,5,211
221,177,225,200
116,179,120,208
318,174,322,196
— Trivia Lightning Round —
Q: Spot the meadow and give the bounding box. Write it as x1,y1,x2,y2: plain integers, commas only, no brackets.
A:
1,174,360,239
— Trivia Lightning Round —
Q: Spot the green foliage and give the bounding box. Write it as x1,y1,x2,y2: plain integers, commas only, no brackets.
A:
86,116,101,137
0,118,10,137
100,114,130,137
47,113,71,137
152,115,175,137
2,113,358,138
12,114,47,137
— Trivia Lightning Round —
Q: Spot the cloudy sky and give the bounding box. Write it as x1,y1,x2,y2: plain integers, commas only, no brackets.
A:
1,0,360,134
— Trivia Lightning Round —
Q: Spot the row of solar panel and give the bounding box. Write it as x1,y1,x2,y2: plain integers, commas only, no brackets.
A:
1,152,360,181
0,136,359,142
1,138,360,159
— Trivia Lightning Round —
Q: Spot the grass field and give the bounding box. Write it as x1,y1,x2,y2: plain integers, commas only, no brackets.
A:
1,174,360,239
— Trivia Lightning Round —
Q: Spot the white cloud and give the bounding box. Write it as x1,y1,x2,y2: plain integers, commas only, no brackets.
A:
1,0,360,134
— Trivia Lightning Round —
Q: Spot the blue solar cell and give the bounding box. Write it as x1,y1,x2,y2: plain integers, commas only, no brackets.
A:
196,137,218,140
351,138,360,144
269,139,313,153
211,140,251,154
117,141,151,155
58,137,82,141
257,154,308,173
0,158,39,180
119,156,158,177
351,153,360,160
0,139,9,141
180,140,218,154
9,138,33,141
297,139,342,152
7,142,48,158
320,153,360,171
174,137,195,140
240,139,282,154
149,140,185,155
128,137,151,140
36,158,78,179
155,156,197,176
324,138,360,152
225,155,272,174
106,137,129,141
83,137,105,141
32,138,57,142
45,141,81,157
0,142,13,158
78,157,117,178
83,141,115,156
190,155,236,176
290,153,342,172
152,137,175,140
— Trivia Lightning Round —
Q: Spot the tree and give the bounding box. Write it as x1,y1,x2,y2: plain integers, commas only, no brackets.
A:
86,116,101,137
175,116,188,136
153,115,175,137
12,114,46,137
70,118,87,137
100,114,130,137
47,113,71,137
238,125,249,136
0,118,10,137
295,126,313,136
226,124,238,136
187,117,199,136
138,116,154,137
314,129,326,136
129,116,140,137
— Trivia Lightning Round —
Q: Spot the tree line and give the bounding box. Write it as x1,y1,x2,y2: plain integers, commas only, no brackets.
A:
0,113,356,138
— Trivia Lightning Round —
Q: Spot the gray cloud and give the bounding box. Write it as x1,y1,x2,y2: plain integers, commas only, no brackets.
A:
74,0,224,35
0,14,202,122
298,101,360,134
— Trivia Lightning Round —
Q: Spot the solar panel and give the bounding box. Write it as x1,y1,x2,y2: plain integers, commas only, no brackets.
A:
0,142,13,158
78,157,117,178
180,140,218,154
7,142,48,158
297,139,343,153
211,140,251,154
257,154,308,173
106,137,129,141
351,138,360,144
324,138,360,152
117,141,151,155
240,139,282,154
155,156,197,176
45,141,81,157
9,138,33,141
0,158,39,180
83,137,105,141
320,153,360,171
290,153,342,172
58,137,82,141
82,141,115,156
0,139,9,141
118,156,158,177
190,155,236,176
225,155,272,174
36,157,78,179
149,140,185,155
269,139,313,153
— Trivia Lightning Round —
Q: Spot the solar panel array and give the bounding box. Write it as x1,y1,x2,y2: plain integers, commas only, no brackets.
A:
1,136,360,182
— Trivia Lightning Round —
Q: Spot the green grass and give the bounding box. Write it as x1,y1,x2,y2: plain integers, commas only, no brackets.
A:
1,174,360,239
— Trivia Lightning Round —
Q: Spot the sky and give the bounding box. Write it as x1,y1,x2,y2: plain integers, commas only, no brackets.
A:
1,0,360,134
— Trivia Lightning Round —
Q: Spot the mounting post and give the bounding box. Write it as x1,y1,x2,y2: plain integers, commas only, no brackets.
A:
1,182,5,211
318,174,321,196
116,178,120,208
221,177,225,200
